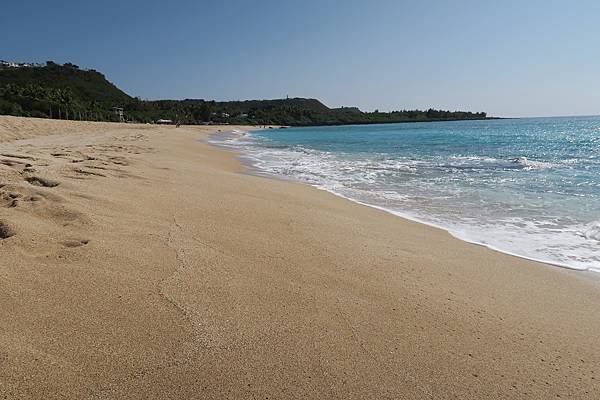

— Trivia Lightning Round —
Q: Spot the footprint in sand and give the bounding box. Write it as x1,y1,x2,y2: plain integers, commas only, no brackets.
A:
0,158,34,173
61,239,90,248
0,220,15,239
0,189,20,208
25,176,60,188
72,168,106,177
0,153,36,161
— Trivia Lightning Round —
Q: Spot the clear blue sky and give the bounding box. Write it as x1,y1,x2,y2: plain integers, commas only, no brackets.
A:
2,0,599,117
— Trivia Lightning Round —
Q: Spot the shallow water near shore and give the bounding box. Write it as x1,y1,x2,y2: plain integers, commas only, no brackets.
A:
211,117,600,272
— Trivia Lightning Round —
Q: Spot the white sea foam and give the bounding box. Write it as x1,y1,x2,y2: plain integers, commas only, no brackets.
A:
583,221,600,241
512,156,555,170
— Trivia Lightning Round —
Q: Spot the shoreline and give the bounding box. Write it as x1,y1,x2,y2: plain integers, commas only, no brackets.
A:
211,128,598,275
2,116,600,399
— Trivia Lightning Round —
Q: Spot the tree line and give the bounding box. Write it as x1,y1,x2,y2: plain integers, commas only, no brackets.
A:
0,62,489,125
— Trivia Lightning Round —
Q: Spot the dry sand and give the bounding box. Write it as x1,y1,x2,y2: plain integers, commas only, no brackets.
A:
1,116,599,399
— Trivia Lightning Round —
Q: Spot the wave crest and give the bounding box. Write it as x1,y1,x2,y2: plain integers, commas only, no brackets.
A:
584,221,600,241
512,157,554,170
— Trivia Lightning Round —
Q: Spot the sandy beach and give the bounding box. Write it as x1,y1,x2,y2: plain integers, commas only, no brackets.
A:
1,116,599,399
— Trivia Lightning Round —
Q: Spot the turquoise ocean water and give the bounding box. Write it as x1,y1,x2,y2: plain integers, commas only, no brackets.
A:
212,117,600,272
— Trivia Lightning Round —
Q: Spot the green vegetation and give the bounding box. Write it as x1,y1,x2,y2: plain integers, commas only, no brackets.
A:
0,61,489,125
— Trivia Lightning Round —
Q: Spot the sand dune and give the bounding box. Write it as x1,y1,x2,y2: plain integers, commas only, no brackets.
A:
1,116,599,399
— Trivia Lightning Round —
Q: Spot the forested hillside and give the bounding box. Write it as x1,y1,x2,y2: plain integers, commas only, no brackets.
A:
0,61,489,125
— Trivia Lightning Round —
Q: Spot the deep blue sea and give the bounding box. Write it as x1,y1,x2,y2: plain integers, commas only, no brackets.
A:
212,117,600,272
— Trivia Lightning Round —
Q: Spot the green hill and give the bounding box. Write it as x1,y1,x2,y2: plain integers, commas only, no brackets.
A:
0,61,489,125
0,62,133,120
